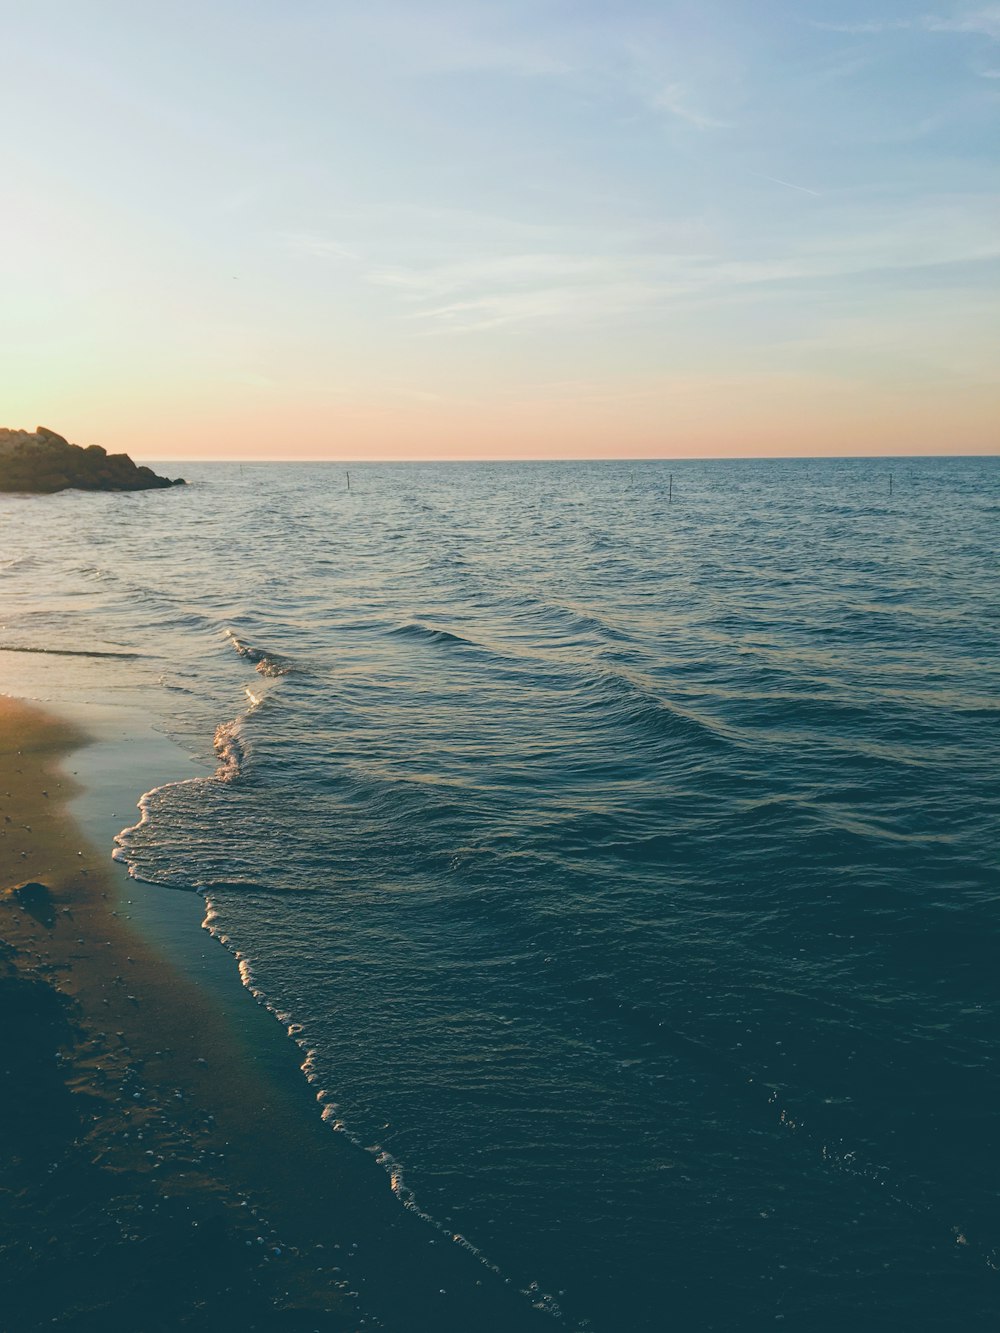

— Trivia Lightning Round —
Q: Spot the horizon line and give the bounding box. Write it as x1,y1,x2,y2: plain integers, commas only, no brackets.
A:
137,451,999,465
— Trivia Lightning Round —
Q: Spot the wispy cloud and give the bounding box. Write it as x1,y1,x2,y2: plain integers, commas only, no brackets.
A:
812,19,913,34
651,83,733,130
748,172,821,197
814,8,1000,39
360,201,1000,333
371,252,617,296
283,233,360,262
924,6,1000,38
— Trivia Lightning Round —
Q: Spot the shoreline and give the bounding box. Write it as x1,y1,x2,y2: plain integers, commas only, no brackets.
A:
0,695,554,1332
0,696,360,1330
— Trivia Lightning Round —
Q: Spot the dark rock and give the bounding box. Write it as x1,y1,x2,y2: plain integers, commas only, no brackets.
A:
34,426,70,447
6,881,57,929
0,427,186,494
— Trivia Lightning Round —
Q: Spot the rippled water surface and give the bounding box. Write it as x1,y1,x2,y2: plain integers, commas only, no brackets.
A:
3,458,998,1329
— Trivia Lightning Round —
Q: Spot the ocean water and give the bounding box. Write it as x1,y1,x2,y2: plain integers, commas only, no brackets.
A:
2,457,998,1330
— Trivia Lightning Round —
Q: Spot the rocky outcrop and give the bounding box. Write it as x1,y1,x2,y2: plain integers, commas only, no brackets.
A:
0,427,186,494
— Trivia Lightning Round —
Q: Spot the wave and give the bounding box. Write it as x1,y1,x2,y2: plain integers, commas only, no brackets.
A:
113,714,250,882
587,665,737,753
224,628,293,677
527,600,631,645
0,643,144,659
212,717,248,782
390,622,478,649
200,900,567,1324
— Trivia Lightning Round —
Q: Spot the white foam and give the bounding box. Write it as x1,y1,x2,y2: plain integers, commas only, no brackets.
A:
113,706,253,881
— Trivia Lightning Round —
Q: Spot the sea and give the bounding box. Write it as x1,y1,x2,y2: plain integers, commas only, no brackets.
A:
2,457,998,1330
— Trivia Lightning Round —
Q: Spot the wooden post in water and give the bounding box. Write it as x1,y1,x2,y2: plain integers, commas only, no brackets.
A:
889,472,893,497
669,472,673,503
346,471,351,492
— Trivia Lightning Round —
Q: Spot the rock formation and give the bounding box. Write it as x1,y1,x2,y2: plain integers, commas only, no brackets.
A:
0,427,186,494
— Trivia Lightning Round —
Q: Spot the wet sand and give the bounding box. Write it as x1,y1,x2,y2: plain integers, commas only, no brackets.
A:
0,697,551,1332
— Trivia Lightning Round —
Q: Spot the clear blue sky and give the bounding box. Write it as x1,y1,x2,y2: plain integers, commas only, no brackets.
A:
2,1,997,457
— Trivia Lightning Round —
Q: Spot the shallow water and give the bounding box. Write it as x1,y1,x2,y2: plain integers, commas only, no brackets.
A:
3,458,998,1329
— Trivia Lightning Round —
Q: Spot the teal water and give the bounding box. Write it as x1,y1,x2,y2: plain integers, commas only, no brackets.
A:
2,458,998,1329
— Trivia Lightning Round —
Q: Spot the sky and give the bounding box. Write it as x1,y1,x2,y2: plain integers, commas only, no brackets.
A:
1,0,998,460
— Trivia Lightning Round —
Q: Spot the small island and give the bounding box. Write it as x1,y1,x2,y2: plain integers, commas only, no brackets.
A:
0,426,185,494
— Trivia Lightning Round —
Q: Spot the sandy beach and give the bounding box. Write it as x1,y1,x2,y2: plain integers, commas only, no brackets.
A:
0,696,552,1332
